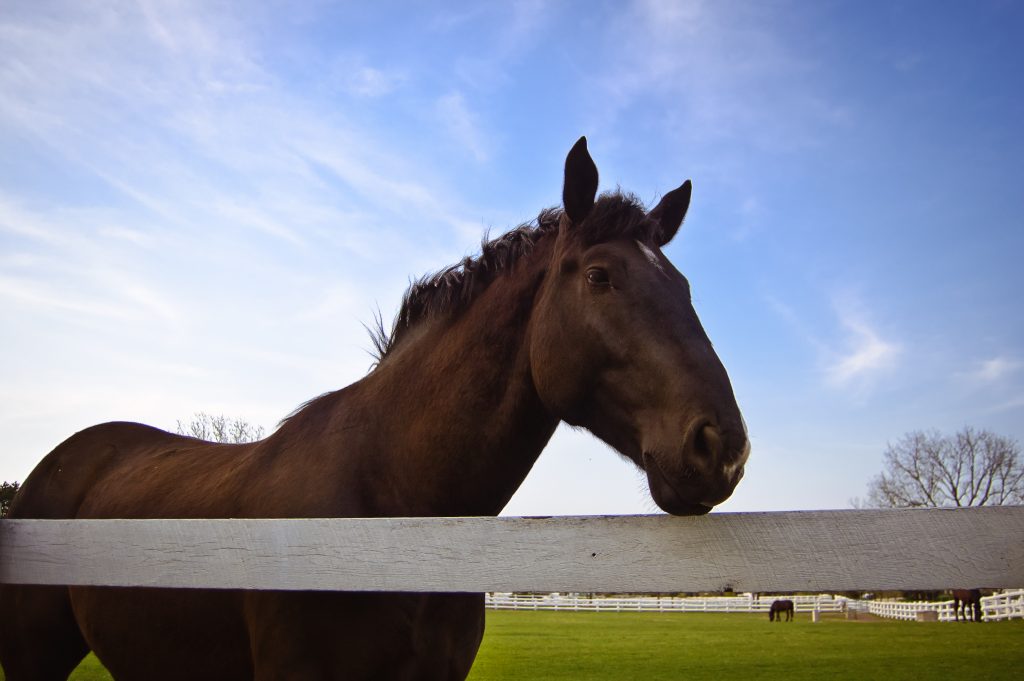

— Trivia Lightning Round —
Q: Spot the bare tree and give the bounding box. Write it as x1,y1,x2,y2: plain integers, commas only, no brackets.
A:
864,427,1024,508
176,412,266,444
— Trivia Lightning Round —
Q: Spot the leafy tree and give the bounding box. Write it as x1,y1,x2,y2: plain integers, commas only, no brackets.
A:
176,412,265,444
862,427,1024,508
1,481,20,518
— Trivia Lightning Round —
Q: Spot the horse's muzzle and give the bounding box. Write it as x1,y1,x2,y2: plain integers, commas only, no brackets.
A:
641,422,748,515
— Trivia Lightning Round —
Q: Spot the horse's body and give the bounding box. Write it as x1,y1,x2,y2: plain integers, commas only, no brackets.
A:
952,589,982,622
0,138,749,680
769,599,794,622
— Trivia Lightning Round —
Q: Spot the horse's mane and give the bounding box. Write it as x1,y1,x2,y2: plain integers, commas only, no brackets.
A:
368,191,656,364
278,192,655,429
364,207,560,364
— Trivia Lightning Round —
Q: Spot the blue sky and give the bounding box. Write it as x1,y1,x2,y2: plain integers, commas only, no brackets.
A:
2,0,1022,515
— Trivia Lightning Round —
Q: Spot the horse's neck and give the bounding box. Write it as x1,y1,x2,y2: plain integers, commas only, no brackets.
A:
285,245,559,517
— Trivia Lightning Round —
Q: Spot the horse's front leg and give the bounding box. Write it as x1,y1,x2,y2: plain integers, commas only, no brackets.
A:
246,592,416,680
246,591,484,681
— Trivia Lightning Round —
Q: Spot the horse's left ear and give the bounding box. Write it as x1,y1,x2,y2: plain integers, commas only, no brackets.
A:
649,180,692,246
563,136,599,225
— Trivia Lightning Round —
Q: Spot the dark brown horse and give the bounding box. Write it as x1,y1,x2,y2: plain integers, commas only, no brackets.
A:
952,589,983,622
769,599,794,622
0,138,749,680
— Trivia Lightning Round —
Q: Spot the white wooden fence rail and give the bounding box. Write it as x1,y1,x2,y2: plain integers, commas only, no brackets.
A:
2,508,1023,594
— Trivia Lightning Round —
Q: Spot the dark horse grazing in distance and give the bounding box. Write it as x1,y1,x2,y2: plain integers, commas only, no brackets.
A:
952,589,983,622
0,138,749,680
769,599,794,622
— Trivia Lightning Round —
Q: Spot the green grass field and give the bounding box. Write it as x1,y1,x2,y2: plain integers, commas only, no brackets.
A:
2,611,1021,680
469,611,1024,681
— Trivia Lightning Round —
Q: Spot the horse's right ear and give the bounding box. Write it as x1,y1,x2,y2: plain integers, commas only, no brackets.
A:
649,180,692,246
562,136,598,225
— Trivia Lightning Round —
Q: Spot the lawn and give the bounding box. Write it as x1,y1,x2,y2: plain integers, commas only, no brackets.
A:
467,611,1023,681
2,611,1021,680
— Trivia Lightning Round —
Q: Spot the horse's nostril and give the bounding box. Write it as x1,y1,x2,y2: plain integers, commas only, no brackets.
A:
692,423,723,460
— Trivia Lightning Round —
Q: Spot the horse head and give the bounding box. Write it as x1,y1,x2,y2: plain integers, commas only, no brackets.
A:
530,137,749,516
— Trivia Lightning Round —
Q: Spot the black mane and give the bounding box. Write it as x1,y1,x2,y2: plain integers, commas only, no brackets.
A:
369,192,655,364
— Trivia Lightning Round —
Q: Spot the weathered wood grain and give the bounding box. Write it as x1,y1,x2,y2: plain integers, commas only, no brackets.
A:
1,508,1021,592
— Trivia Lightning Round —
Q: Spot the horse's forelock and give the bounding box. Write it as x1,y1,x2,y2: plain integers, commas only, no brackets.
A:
576,192,658,246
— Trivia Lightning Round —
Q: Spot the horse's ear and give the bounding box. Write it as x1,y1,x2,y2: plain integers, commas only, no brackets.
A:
649,180,692,246
563,136,599,225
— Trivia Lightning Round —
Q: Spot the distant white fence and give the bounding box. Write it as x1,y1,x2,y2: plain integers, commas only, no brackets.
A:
852,589,1024,622
2,508,1023,597
980,589,1024,621
485,590,1024,621
486,592,845,613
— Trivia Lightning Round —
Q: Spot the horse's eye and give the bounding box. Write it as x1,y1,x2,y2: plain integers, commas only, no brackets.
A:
586,267,610,286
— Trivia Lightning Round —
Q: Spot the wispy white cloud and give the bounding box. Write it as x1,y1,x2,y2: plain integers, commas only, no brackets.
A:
446,0,552,95
731,195,763,242
345,65,405,98
325,54,407,99
0,2,476,235
966,356,1023,383
594,0,851,152
502,0,550,50
98,226,157,248
987,396,1024,413
0,1,502,482
0,196,184,324
766,290,902,392
0,274,144,322
213,199,307,246
824,299,901,389
764,293,825,354
436,92,490,162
